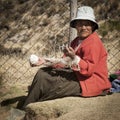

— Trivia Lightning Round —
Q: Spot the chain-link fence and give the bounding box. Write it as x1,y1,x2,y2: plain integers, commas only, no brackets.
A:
104,39,120,74
0,0,70,87
0,0,120,87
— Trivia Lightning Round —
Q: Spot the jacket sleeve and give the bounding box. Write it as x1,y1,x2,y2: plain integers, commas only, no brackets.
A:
78,41,102,77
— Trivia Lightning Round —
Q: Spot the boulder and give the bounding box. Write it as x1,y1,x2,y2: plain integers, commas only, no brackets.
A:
24,93,120,120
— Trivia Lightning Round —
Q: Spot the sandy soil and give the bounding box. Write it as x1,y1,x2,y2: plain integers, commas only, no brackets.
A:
0,86,120,120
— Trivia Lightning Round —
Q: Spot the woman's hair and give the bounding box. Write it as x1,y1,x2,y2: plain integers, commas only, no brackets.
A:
91,21,97,32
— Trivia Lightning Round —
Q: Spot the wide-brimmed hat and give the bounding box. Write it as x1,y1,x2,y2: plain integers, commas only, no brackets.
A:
70,6,98,30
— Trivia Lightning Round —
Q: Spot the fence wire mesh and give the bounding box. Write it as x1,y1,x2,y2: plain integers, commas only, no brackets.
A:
0,0,120,87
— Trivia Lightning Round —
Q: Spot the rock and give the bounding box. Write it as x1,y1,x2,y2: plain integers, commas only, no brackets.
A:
24,93,120,120
6,108,25,120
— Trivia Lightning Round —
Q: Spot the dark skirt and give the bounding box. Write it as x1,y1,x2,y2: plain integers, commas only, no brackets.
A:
23,67,81,107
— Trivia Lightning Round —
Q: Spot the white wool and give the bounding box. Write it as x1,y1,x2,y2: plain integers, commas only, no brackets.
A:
29,54,39,64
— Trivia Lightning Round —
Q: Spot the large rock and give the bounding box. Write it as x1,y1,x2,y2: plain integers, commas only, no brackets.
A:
24,93,120,120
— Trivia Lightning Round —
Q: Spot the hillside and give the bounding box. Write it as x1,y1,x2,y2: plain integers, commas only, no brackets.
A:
0,0,120,119
0,0,120,57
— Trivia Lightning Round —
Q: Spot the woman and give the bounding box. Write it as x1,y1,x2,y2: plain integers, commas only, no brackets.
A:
22,6,111,108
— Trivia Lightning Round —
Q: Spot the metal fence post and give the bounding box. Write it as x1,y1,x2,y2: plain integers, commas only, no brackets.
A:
69,0,77,43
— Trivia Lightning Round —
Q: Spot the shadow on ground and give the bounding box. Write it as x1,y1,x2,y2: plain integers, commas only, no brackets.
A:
0,96,27,109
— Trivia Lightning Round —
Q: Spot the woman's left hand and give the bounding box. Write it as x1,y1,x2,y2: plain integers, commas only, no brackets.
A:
63,46,75,59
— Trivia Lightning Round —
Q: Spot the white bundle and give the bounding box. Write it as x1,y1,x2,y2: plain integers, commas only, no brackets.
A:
29,54,39,64
44,57,71,66
29,54,73,68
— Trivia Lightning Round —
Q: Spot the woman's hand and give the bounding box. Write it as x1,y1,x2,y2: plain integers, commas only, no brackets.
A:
63,46,75,59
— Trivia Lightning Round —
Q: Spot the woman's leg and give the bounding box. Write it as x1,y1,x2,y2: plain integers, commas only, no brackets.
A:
39,68,81,101
23,67,57,107
23,67,81,107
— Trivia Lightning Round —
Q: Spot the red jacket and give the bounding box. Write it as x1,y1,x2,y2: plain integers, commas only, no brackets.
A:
71,32,111,97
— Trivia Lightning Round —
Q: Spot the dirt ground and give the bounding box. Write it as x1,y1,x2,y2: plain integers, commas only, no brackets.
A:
0,85,120,120
0,86,27,120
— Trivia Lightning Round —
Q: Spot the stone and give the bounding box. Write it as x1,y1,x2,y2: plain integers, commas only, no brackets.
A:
24,94,120,120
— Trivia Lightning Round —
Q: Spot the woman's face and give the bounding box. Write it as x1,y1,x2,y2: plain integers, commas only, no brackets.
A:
75,20,94,40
